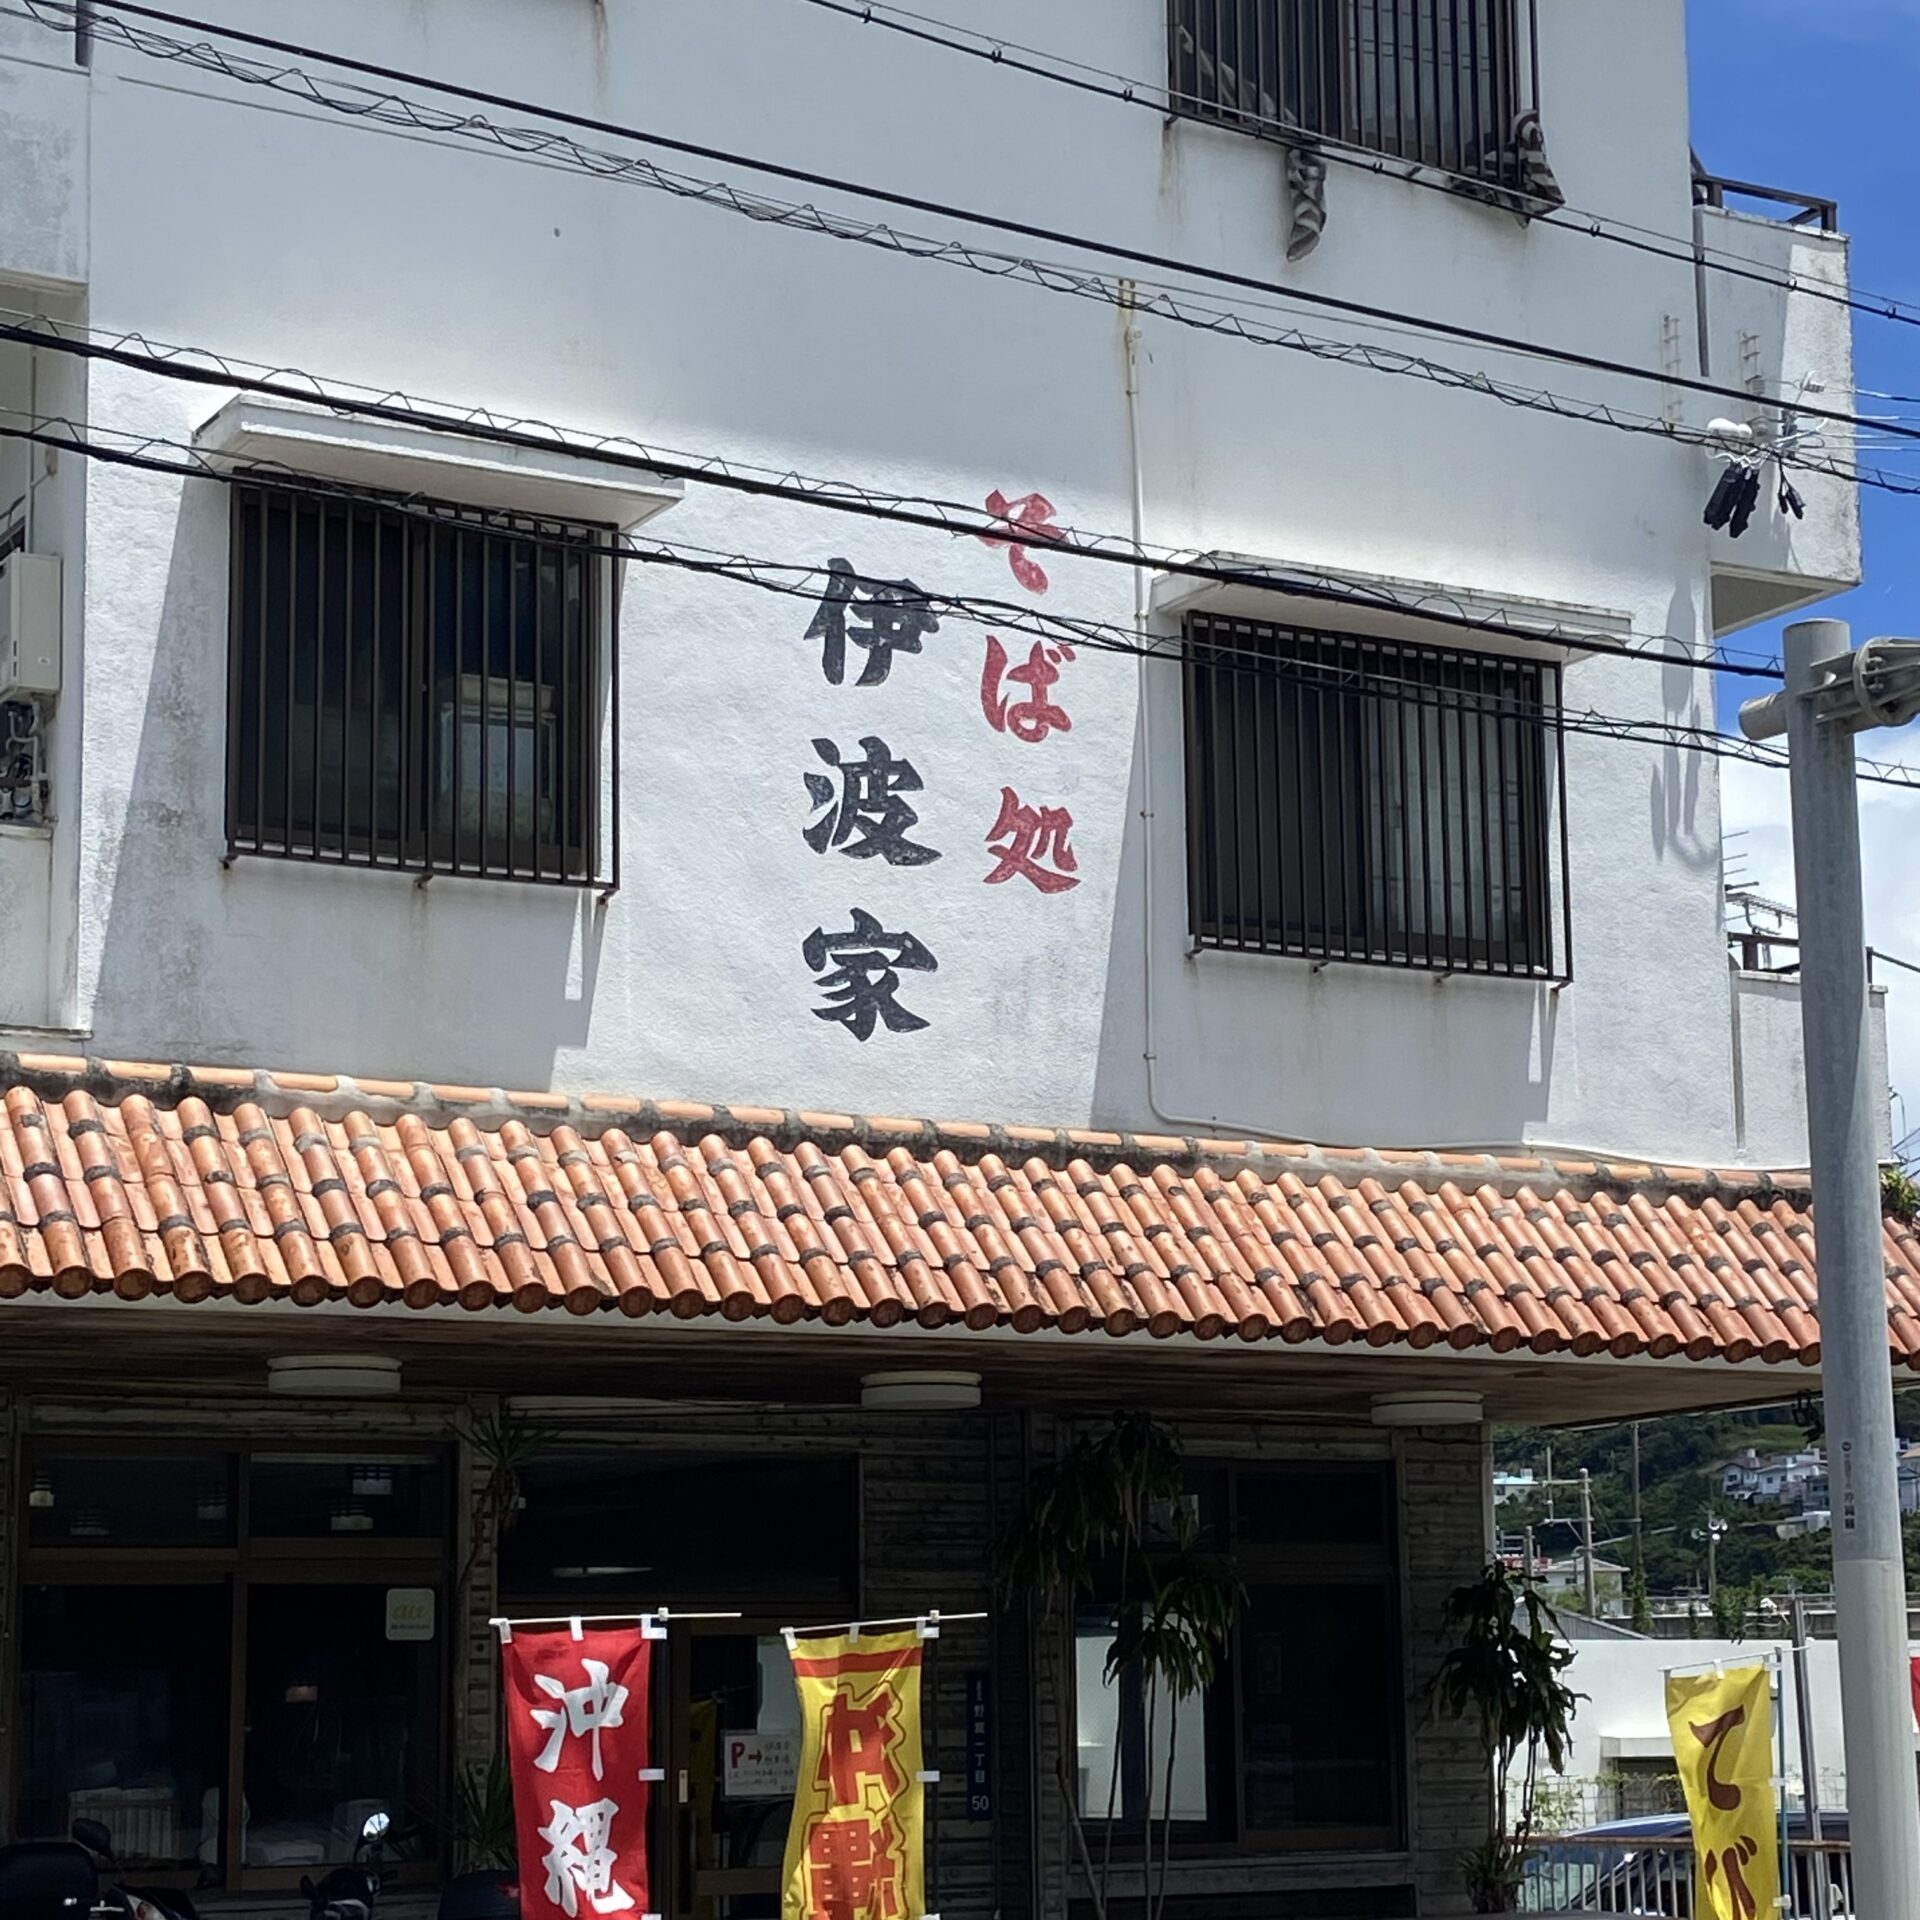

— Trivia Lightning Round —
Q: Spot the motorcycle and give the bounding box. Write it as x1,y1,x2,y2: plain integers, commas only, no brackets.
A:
0,1820,198,1920
0,1837,96,1920
300,1814,392,1920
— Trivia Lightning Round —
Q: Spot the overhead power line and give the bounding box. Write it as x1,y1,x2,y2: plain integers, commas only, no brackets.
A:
0,406,1733,730
13,6,1916,509
12,411,1919,800
0,313,1791,680
795,0,1920,333
17,0,1919,455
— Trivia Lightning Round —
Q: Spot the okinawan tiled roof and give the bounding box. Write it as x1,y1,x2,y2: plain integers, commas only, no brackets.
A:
3,1054,1919,1368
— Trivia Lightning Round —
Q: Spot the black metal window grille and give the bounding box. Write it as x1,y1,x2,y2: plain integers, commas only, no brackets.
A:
1183,614,1568,979
227,486,609,887
1169,0,1540,184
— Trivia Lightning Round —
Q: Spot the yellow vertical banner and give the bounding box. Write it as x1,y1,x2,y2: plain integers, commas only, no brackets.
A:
782,1631,927,1920
1665,1664,1780,1920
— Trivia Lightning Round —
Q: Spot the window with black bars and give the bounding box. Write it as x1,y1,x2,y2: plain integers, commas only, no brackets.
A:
226,486,608,886
1182,614,1567,978
1168,0,1538,184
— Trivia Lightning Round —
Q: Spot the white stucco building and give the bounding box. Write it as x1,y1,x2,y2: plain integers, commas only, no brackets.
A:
1518,1633,1920,1827
0,0,1881,1164
3,8,1911,1919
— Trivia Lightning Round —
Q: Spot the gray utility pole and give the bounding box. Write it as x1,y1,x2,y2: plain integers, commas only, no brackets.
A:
1790,1591,1832,1920
1631,1421,1643,1563
1691,1515,1728,1599
1579,1468,1597,1616
1741,618,1920,1920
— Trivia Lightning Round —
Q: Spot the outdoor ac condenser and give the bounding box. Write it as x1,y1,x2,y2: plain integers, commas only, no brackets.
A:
0,550,61,698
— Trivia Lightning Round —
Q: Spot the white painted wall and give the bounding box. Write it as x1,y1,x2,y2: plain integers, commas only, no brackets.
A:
0,0,1868,1162
1735,971,1894,1169
1514,1635,1920,1817
1699,207,1860,635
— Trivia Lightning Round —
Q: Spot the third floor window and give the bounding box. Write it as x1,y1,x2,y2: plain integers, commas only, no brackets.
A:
1169,0,1536,183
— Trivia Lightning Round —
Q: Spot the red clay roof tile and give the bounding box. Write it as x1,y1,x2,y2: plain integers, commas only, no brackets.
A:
0,1056,1914,1370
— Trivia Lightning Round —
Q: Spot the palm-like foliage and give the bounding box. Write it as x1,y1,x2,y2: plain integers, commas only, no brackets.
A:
1428,1559,1581,1913
453,1754,517,1871
997,1414,1240,1920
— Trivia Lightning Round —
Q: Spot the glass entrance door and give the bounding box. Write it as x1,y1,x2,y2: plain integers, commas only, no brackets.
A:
668,1629,800,1920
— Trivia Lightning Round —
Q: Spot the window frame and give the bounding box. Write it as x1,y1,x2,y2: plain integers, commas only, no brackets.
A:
1181,610,1570,981
223,482,619,894
1166,0,1540,187
13,1437,453,1896
1073,1460,1407,1859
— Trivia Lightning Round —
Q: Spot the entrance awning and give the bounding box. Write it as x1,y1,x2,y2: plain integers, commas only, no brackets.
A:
2,1052,1916,1381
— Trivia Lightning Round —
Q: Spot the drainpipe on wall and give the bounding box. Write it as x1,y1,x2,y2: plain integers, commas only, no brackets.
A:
1124,283,1281,1146
1121,287,1697,1165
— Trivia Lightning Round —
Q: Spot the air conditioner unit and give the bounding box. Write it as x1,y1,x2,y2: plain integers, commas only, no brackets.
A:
0,551,61,698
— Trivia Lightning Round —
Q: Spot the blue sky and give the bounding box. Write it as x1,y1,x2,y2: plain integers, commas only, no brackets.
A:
1688,0,1920,1157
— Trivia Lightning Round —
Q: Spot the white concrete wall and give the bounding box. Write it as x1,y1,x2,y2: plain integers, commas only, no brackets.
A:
0,826,50,1028
0,8,87,292
0,318,88,1034
1734,970,1894,1168
1699,207,1860,635
1516,1634,1920,1816
0,0,1858,1162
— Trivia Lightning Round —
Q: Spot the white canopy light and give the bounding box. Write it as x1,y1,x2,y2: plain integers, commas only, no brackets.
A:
267,1355,403,1399
860,1370,982,1411
1369,1390,1484,1428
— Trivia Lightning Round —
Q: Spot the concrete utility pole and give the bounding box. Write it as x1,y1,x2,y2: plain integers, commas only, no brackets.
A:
1741,618,1920,1920
1579,1468,1597,1616
1789,1591,1832,1920
1692,1514,1728,1599
1631,1421,1643,1563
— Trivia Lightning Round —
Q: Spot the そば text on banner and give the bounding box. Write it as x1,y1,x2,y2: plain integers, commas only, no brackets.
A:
1664,1663,1779,1920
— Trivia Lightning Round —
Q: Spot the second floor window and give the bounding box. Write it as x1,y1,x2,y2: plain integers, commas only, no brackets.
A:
1170,0,1535,182
227,486,605,884
1183,613,1565,978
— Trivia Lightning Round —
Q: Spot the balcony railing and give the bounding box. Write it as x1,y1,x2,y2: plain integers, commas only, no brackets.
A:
1168,0,1542,187
1693,159,1839,234
1524,1833,1854,1917
1727,928,1911,988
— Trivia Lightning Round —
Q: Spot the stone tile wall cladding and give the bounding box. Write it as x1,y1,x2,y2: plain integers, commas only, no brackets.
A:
0,1397,1490,1916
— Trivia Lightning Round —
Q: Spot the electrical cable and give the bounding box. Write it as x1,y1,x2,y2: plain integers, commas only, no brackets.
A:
12,10,1916,514
0,313,1797,680
793,0,1920,333
16,0,1920,455
12,411,1920,797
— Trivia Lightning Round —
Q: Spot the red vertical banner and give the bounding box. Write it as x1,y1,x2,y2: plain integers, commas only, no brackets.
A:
1909,1655,1920,1730
503,1626,657,1920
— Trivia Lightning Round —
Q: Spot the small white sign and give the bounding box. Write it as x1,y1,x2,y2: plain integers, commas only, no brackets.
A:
385,1587,437,1642
722,1729,800,1798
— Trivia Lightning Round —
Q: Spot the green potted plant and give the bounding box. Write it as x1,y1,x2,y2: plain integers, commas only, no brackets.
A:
996,1412,1240,1920
453,1753,518,1874
1429,1557,1581,1915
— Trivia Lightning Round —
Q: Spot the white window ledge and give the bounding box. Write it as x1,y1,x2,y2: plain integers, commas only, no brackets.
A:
1152,550,1632,657
193,397,683,530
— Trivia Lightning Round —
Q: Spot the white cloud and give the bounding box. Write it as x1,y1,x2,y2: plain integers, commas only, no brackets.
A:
1721,730,1920,1160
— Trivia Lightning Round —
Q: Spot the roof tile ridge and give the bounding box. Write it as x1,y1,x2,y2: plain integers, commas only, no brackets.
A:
0,1055,1830,1204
